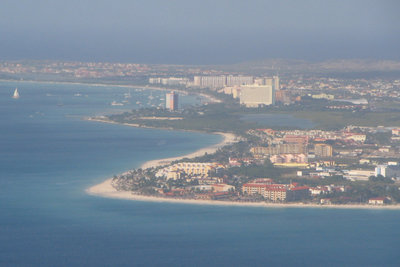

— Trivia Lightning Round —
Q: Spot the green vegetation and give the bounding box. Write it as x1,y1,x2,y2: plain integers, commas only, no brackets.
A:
108,102,259,135
107,92,400,134
293,110,400,130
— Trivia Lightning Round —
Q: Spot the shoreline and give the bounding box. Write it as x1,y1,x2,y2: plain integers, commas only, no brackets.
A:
0,78,221,103
27,78,395,210
86,120,400,210
86,117,238,169
140,131,236,169
87,179,400,210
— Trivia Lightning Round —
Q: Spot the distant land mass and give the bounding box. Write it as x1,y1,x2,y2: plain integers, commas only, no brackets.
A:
1,59,400,84
216,59,400,75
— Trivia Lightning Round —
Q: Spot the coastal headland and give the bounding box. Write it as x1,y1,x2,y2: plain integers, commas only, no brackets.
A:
86,121,400,210
80,81,400,209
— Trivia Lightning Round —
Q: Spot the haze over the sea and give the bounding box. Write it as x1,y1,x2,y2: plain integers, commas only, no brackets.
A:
0,0,399,64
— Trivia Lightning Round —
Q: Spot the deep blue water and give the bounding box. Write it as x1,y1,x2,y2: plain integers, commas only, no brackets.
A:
1,81,400,266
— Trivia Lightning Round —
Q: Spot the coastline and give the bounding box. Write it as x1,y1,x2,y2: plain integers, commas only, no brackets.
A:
86,117,238,169
87,179,400,210
0,78,221,103
30,78,396,210
86,122,400,210
140,131,236,169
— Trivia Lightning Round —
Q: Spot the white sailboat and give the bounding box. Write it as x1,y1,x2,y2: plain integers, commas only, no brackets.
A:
12,88,20,99
124,89,132,99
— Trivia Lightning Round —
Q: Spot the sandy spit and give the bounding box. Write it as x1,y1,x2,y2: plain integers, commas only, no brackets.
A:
86,179,400,210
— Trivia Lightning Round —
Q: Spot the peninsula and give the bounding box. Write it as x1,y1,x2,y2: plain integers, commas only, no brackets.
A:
86,73,400,209
2,59,400,209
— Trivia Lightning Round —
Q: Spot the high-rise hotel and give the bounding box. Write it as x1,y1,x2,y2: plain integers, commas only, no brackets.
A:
239,84,275,107
166,91,179,111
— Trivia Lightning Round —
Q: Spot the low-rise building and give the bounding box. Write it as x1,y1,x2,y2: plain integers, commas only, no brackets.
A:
211,184,235,192
242,182,309,202
344,170,375,181
344,133,366,143
320,198,332,205
368,197,387,205
170,162,218,177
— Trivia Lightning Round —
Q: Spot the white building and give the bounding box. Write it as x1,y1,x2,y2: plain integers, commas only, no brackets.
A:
226,75,254,87
149,77,189,86
375,164,400,178
344,170,374,181
193,76,227,88
193,75,254,89
239,84,275,107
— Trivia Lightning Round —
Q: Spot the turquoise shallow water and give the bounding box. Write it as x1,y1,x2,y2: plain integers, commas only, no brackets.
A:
0,81,400,266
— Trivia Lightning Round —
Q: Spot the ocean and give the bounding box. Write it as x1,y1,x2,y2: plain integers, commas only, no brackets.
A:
0,81,399,266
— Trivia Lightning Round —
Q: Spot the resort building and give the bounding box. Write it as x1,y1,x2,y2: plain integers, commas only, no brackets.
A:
239,84,275,107
242,182,310,202
193,75,254,89
170,162,218,177
251,144,307,157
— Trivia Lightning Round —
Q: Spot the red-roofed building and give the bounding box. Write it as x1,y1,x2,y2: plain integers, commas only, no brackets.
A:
242,183,310,202
257,129,276,135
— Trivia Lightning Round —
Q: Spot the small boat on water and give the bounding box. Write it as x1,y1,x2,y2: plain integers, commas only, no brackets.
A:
12,88,20,99
111,101,124,106
124,90,132,99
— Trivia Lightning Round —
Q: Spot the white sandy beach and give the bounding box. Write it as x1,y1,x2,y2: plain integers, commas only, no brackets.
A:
87,118,237,169
85,126,400,210
140,132,237,169
87,178,400,210
82,84,400,210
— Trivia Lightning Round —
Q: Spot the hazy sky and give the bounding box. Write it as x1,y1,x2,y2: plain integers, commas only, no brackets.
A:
0,0,399,64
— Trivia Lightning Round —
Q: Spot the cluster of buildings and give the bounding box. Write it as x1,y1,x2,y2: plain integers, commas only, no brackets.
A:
0,61,151,79
216,76,281,107
151,74,283,108
148,74,284,108
156,162,222,181
250,129,345,166
118,122,400,204
283,76,400,107
375,163,400,178
242,179,309,202
246,126,400,183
